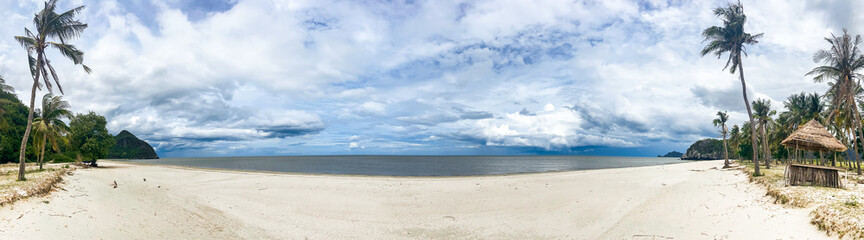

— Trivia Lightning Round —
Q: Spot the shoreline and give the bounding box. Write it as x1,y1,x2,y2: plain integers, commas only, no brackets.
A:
110,158,693,179
0,160,831,239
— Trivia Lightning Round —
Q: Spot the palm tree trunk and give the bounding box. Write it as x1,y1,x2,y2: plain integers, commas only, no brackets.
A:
39,131,47,170
738,61,760,175
762,123,770,169
723,125,729,168
17,69,40,181
851,103,864,175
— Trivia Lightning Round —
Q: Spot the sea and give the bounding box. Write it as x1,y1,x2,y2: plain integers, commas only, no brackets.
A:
125,155,687,177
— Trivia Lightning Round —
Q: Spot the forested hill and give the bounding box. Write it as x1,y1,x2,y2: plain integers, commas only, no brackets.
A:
658,151,684,158
108,130,159,159
681,139,724,160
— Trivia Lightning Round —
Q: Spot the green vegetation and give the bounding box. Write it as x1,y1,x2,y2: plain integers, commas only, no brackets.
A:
69,112,114,166
699,3,864,236
700,1,763,175
13,0,91,181
108,130,159,159
713,111,730,167
32,94,72,170
702,28,864,173
700,3,864,176
0,90,32,164
681,139,724,160
657,151,683,158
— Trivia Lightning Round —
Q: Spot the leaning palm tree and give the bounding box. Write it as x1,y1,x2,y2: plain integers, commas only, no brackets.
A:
701,1,764,175
753,99,775,169
807,28,864,175
32,93,71,170
13,0,90,181
713,111,731,168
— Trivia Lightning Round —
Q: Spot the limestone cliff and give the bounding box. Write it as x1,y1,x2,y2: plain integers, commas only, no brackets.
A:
681,138,725,160
107,130,159,159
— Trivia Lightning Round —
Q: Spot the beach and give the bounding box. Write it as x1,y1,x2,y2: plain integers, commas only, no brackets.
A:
0,160,830,239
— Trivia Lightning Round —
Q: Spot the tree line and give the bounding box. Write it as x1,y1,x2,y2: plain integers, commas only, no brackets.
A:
0,82,114,169
703,2,864,176
0,0,113,181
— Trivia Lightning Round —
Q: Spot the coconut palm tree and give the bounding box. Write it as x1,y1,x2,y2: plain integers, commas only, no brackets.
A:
0,75,14,116
33,93,71,170
807,28,864,174
753,99,776,168
701,1,764,175
13,0,90,181
0,75,14,129
713,111,731,168
782,92,824,128
729,124,741,158
0,75,13,94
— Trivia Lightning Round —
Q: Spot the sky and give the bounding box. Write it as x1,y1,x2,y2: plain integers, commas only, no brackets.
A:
0,0,858,158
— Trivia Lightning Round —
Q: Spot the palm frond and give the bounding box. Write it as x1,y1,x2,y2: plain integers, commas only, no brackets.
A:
47,42,84,64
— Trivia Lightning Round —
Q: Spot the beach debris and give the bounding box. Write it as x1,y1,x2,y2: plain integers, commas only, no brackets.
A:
143,178,146,182
17,214,23,219
70,194,87,198
111,181,118,188
258,187,268,191
443,216,456,221
632,234,673,239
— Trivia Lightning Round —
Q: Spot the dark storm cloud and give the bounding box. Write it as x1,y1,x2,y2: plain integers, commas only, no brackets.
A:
258,125,325,138
690,85,752,113
565,104,650,134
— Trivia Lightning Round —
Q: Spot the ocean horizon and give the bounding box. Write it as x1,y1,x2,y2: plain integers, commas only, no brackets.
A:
124,155,688,176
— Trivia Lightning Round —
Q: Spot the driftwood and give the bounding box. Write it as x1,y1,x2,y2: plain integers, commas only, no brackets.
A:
785,164,843,188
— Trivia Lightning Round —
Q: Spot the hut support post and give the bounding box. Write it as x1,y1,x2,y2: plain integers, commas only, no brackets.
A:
820,152,824,166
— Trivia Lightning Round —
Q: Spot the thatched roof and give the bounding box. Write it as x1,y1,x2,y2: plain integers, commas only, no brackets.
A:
781,119,847,152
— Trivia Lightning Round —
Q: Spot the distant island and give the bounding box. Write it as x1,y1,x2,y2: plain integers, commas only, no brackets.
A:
108,130,159,159
658,151,684,158
680,138,724,160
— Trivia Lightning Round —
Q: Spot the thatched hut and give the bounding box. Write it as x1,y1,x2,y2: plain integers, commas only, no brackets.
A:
780,119,847,152
780,119,847,188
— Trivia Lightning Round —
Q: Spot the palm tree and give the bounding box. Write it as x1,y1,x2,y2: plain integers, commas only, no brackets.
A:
713,111,731,168
13,0,90,181
729,124,741,158
0,75,14,93
753,99,776,168
0,75,14,130
782,92,824,128
807,28,864,175
0,75,14,118
701,1,764,175
33,93,71,170
780,92,827,164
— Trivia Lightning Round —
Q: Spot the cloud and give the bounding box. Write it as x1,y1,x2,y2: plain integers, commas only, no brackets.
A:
0,0,848,156
439,107,637,150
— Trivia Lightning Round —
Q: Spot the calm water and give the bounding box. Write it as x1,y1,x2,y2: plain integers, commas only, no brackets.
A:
124,155,687,176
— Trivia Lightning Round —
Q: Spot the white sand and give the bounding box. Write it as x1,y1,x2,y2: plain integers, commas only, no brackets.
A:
0,160,831,239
